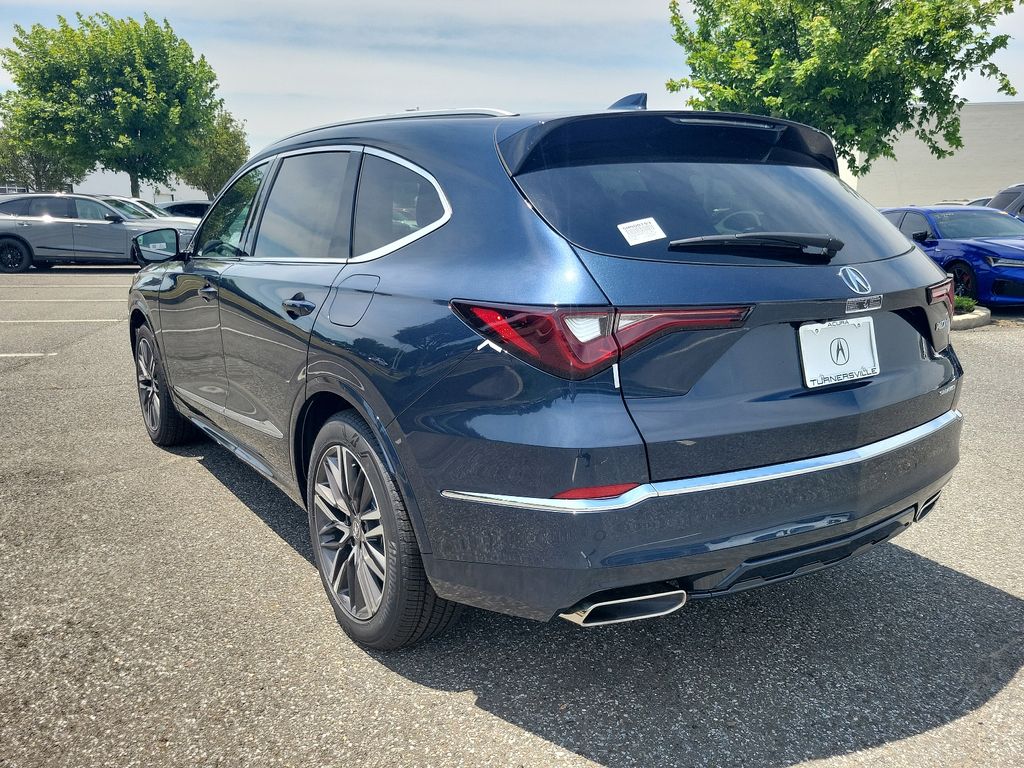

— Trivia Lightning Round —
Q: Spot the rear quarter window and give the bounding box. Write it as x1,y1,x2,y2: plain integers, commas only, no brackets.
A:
352,154,446,258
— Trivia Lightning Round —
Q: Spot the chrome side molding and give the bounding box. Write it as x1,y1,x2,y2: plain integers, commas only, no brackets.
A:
442,409,962,513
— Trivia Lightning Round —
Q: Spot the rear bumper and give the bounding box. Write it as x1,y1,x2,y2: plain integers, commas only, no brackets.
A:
422,409,962,620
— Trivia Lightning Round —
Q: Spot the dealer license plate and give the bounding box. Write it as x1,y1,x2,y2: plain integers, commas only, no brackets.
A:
798,317,880,389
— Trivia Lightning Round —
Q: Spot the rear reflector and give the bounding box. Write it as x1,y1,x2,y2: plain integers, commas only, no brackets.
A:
928,278,955,316
553,483,640,500
452,301,750,379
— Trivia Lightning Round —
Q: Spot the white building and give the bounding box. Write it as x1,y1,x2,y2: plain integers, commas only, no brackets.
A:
73,168,207,203
853,101,1024,207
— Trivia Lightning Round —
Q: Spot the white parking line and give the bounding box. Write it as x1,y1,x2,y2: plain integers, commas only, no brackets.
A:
0,319,123,323
0,352,58,358
0,299,124,302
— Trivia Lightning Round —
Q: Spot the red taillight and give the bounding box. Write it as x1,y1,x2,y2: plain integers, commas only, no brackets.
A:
928,277,955,316
451,301,750,380
553,483,640,500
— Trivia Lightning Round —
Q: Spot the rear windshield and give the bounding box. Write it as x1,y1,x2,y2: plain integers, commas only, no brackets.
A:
514,160,912,265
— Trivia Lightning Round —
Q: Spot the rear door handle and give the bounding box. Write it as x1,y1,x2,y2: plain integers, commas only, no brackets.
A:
282,294,316,318
74,223,89,228
198,284,218,301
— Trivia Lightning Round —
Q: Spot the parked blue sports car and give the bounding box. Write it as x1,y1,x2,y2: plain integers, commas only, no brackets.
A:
881,205,1024,303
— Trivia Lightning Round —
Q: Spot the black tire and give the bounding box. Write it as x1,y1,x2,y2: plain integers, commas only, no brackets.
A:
307,412,460,649
948,261,979,300
0,238,31,273
133,323,197,446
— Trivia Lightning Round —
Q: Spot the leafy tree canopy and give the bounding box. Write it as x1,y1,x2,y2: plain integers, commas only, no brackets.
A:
0,122,90,191
668,0,1019,175
178,108,250,199
1,13,220,195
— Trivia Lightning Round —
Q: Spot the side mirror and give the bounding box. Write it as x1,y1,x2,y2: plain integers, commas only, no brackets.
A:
104,213,124,223
911,230,932,243
133,228,181,264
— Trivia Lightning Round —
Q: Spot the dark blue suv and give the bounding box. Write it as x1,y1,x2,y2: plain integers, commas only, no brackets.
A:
129,107,963,648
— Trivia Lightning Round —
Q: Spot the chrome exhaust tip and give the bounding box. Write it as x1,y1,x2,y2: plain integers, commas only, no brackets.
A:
559,586,688,627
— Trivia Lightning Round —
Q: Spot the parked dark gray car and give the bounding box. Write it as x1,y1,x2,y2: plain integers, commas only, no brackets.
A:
0,193,197,271
986,183,1024,218
158,199,211,218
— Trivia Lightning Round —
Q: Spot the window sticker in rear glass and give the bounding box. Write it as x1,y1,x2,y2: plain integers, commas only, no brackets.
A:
617,217,666,246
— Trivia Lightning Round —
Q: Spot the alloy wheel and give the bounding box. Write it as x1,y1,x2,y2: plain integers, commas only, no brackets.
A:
136,338,161,432
313,445,387,620
0,242,26,271
950,263,976,298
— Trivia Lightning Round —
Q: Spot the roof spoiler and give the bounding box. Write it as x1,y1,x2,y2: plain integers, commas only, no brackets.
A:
499,111,840,176
608,93,647,111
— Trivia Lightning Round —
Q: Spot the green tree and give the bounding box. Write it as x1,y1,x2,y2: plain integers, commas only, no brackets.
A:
1,13,220,196
178,108,250,199
668,0,1019,175
0,123,90,191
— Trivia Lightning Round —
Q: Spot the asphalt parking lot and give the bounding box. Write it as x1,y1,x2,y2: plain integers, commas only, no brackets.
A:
0,267,1022,768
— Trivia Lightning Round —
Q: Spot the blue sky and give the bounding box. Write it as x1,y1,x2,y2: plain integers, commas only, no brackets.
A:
1,1,1021,155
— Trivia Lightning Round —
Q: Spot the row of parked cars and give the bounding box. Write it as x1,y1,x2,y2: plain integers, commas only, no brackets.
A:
0,192,209,272
880,181,1024,304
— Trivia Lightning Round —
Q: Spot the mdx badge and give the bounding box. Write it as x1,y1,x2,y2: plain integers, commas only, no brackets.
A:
838,266,872,295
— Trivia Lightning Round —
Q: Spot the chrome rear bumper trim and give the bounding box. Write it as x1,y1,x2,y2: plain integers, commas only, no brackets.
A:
441,409,962,513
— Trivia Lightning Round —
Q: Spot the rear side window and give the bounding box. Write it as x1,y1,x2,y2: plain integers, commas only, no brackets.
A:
353,154,446,257
988,188,1022,210
27,197,72,218
506,117,912,265
253,151,352,260
0,199,28,215
882,211,904,227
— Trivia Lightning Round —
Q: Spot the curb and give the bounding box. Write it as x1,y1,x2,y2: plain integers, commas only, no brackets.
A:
951,306,992,330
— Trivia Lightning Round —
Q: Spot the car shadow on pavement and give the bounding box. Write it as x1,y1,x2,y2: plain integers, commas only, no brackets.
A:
182,440,1024,768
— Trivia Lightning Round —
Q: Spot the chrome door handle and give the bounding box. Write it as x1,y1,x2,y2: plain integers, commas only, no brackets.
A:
198,284,218,301
16,222,31,227
74,223,89,228
282,294,316,318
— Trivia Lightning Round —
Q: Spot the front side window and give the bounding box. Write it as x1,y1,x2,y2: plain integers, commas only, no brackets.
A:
27,197,72,218
352,154,446,257
75,199,110,221
253,152,352,260
194,164,267,258
899,212,932,239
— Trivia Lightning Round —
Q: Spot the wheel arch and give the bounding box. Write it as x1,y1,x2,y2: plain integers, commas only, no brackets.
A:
0,233,35,260
293,381,433,554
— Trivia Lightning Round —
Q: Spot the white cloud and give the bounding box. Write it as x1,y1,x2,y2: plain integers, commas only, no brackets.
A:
0,0,1020,154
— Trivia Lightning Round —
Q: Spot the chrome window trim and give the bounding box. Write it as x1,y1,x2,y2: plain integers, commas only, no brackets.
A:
347,147,453,264
441,409,962,514
235,145,452,265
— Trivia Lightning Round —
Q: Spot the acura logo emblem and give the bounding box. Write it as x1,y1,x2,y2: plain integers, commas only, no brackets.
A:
830,337,850,365
838,266,872,295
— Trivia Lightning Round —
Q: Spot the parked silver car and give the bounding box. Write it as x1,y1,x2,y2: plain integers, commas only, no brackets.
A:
0,193,197,272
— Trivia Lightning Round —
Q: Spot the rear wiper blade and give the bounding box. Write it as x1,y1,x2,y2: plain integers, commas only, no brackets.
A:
667,232,845,261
